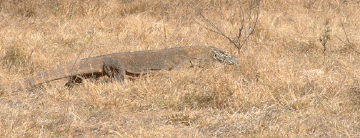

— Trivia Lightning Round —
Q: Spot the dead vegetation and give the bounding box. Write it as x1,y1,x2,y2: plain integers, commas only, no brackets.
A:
1,0,359,137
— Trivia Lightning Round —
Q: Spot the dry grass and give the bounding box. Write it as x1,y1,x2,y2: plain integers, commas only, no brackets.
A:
1,0,359,137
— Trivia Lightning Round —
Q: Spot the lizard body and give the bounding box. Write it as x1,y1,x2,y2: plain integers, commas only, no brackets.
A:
9,46,237,91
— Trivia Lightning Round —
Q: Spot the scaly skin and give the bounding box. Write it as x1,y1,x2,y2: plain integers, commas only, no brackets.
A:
9,46,238,91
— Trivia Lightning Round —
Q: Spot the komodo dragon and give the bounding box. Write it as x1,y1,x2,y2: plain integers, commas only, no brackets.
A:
9,46,238,91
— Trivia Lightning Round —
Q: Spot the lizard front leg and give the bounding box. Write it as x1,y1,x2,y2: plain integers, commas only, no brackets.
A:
103,57,125,83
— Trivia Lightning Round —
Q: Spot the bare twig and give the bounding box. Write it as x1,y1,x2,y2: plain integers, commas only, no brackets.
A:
189,0,261,54
189,5,237,47
244,1,260,44
335,21,360,55
341,22,351,43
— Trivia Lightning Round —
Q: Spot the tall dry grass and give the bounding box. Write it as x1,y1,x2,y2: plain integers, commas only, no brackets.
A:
0,0,359,137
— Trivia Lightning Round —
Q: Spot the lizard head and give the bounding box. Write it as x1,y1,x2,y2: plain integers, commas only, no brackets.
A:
211,47,238,65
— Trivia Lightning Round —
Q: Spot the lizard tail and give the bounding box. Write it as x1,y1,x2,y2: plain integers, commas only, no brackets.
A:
9,57,105,92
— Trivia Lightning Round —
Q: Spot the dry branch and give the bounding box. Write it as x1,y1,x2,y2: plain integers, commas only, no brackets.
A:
189,0,261,54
